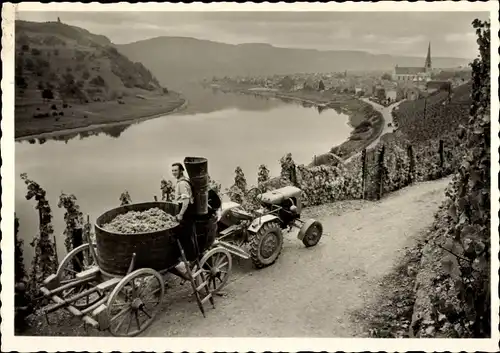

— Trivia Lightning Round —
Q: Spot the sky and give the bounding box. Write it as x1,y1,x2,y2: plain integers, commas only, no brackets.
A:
16,11,489,58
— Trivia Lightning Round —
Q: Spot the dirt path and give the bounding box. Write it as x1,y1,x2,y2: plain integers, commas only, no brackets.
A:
140,177,451,337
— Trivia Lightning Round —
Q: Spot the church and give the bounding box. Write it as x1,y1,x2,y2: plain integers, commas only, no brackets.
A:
392,43,432,82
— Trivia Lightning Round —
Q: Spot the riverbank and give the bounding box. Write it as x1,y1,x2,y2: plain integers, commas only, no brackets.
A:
15,92,187,140
212,84,385,163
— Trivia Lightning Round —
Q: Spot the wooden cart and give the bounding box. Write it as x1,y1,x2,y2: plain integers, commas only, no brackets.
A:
39,202,232,337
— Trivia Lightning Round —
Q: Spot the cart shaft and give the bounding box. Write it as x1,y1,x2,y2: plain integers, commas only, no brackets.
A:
40,287,99,328
43,286,100,314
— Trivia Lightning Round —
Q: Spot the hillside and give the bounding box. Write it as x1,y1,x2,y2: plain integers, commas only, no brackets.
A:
117,36,471,89
15,20,185,138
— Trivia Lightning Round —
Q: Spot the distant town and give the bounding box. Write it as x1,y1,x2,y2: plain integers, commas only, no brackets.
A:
207,43,471,106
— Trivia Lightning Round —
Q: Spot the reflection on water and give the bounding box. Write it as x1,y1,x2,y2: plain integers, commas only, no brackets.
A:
15,87,352,267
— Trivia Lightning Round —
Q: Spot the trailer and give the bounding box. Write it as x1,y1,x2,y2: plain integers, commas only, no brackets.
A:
39,200,232,337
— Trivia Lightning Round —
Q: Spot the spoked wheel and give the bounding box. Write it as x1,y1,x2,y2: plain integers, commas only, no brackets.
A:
249,221,284,269
56,243,103,309
107,268,165,337
298,220,323,248
195,247,232,294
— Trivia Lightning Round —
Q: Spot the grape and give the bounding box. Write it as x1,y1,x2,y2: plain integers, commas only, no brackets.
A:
102,207,179,234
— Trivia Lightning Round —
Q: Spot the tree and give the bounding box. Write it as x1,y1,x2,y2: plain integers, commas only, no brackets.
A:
279,76,295,91
318,80,325,91
41,88,54,100
90,75,106,87
381,73,392,81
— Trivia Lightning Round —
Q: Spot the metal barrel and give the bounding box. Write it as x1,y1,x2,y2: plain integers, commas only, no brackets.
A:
184,157,209,215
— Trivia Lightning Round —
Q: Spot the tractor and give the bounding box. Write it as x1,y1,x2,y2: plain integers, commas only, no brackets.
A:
212,185,323,269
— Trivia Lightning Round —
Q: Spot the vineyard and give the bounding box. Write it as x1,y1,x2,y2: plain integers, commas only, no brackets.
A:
392,82,472,142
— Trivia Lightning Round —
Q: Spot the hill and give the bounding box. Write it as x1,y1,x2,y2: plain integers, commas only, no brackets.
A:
15,20,185,138
117,36,471,90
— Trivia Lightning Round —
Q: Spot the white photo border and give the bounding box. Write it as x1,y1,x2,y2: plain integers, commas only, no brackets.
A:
2,1,499,352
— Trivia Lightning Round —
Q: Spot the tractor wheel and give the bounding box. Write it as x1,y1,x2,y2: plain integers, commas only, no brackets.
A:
299,219,323,248
249,221,283,269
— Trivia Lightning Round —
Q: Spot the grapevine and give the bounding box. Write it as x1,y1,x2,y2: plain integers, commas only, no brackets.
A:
119,190,132,205
408,19,491,338
257,164,270,188
160,179,175,201
14,214,27,284
58,192,84,252
208,176,222,194
227,166,248,203
20,173,58,298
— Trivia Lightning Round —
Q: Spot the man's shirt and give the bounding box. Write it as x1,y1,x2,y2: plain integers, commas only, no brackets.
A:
175,176,194,204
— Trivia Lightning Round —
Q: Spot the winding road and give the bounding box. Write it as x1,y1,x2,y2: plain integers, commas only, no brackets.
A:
344,99,405,164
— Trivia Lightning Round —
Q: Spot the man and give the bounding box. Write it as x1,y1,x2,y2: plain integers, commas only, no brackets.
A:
171,162,196,276
171,162,194,223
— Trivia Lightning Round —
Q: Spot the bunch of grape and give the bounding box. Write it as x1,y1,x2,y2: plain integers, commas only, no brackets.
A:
103,208,179,234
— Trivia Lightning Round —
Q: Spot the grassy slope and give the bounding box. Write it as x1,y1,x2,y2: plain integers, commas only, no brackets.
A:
15,21,185,138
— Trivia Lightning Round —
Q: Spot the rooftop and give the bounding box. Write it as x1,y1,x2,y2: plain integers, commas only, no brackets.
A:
395,67,426,75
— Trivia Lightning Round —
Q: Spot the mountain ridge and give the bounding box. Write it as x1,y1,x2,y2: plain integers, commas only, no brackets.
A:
117,36,471,90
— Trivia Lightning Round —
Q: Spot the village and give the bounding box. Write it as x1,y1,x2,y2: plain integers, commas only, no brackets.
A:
208,43,471,107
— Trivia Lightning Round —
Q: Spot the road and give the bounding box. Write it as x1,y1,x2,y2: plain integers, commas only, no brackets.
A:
344,99,405,164
142,177,451,337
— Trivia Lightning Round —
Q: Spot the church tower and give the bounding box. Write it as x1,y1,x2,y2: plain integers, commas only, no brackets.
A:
424,42,432,72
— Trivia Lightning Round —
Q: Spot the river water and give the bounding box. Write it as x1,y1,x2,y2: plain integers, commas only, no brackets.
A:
15,88,352,265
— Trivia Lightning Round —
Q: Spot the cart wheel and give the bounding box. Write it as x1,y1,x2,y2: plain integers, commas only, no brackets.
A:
107,268,165,337
56,243,104,309
299,220,323,248
195,247,232,294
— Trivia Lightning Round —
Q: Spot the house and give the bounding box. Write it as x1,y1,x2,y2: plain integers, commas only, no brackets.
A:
374,86,386,100
386,89,397,101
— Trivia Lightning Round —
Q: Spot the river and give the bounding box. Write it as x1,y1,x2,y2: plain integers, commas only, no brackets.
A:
15,88,352,265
